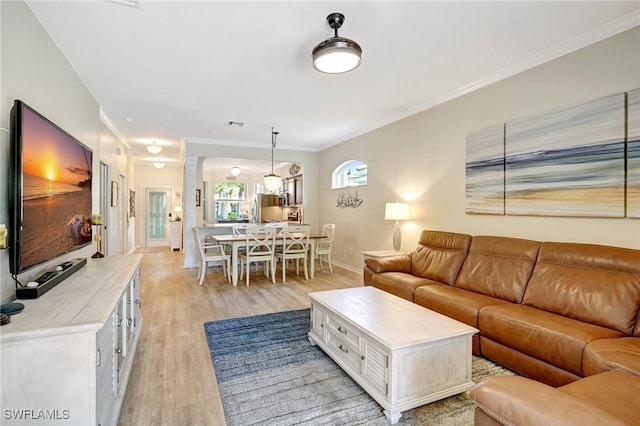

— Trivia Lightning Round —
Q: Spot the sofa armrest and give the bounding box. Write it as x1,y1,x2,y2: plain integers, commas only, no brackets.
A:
470,376,627,426
364,254,412,274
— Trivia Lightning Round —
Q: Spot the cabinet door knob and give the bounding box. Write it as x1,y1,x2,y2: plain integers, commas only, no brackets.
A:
115,347,122,354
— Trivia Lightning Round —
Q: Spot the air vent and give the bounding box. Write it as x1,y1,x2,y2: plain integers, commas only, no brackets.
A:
108,0,139,8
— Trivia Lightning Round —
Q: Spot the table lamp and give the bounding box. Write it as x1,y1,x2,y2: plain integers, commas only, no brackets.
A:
91,214,104,258
174,205,182,221
384,202,410,251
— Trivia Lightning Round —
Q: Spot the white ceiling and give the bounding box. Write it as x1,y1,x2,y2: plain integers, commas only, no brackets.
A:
26,1,640,172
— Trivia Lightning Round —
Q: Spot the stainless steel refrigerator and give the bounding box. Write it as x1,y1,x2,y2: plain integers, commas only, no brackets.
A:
250,194,283,223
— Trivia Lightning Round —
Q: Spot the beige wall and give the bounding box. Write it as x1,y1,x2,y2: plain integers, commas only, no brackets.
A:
0,1,102,302
185,142,320,232
133,165,184,247
319,27,640,272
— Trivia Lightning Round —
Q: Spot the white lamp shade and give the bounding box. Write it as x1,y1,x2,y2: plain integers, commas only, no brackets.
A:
263,174,282,193
384,202,410,221
174,205,182,213
153,162,165,169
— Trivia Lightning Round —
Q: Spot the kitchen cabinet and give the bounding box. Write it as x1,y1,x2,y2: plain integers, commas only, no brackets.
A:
282,175,303,206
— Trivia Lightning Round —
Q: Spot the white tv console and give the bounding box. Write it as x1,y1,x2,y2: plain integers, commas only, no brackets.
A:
0,254,143,426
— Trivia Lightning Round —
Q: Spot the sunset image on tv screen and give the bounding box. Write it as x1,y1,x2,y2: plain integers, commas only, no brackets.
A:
19,106,93,271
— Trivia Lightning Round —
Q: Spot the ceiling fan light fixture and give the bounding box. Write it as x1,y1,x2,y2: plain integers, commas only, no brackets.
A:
153,162,165,169
312,13,362,74
230,166,241,176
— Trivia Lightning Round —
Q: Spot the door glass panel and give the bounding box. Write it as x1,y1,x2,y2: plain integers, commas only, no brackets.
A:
148,191,167,239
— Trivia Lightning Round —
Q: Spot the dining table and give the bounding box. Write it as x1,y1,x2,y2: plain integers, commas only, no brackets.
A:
210,233,329,286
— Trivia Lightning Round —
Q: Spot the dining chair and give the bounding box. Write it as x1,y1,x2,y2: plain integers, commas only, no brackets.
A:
265,222,288,234
192,226,231,285
232,223,251,235
315,223,335,273
239,225,277,286
275,225,310,283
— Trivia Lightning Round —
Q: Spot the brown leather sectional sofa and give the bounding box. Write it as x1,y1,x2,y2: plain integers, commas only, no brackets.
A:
363,230,640,425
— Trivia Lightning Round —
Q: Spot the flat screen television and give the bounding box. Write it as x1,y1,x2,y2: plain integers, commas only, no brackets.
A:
9,100,93,276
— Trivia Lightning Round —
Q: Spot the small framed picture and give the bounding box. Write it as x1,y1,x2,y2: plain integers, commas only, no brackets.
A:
129,190,135,218
111,181,118,207
196,189,201,207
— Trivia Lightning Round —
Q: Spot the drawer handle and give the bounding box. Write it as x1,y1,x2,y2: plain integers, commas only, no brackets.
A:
338,344,349,354
337,326,348,335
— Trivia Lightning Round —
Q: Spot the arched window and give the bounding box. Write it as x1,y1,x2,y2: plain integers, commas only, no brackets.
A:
332,160,368,189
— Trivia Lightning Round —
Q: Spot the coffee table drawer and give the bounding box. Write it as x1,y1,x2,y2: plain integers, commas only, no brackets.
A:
326,332,363,373
326,314,362,349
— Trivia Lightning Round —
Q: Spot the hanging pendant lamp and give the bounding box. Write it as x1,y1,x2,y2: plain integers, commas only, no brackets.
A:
263,127,282,193
312,12,362,74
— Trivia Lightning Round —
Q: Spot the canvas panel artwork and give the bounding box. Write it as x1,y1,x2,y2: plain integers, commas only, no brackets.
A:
504,93,626,217
465,124,505,215
628,89,640,218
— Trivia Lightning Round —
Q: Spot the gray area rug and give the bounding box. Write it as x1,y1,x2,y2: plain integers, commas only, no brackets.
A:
204,309,515,425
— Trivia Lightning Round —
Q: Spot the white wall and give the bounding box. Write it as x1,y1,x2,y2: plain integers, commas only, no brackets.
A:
318,27,640,272
0,1,101,303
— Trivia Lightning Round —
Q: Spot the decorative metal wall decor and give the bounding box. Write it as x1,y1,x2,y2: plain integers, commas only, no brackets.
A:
289,163,301,176
466,90,637,218
336,191,363,208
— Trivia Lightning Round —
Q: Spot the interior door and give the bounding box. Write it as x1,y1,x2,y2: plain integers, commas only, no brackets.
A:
145,188,170,247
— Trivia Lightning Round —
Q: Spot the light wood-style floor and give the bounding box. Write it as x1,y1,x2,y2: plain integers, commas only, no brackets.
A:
117,247,363,426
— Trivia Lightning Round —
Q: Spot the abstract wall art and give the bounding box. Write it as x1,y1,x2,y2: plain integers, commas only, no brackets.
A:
465,91,637,219
505,93,626,217
465,124,505,215
628,89,640,218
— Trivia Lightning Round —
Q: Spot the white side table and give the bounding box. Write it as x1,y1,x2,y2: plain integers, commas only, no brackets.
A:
170,221,182,251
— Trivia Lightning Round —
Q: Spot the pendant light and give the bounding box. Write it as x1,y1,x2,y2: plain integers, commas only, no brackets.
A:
263,127,282,193
312,12,362,74
146,141,163,154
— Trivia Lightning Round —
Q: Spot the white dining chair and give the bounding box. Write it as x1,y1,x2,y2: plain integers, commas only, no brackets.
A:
315,223,335,273
275,225,310,283
232,223,251,235
239,226,277,286
193,226,231,285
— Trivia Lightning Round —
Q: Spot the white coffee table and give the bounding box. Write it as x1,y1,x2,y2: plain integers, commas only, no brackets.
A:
308,286,478,424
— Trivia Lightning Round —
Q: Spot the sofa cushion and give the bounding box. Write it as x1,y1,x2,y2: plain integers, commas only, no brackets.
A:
364,254,412,274
470,373,633,426
522,242,640,335
479,304,624,376
370,273,438,302
454,236,540,303
410,230,471,284
583,337,640,377
414,284,508,328
559,371,640,425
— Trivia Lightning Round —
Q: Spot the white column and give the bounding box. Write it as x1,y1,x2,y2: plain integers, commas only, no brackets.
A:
183,155,199,268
